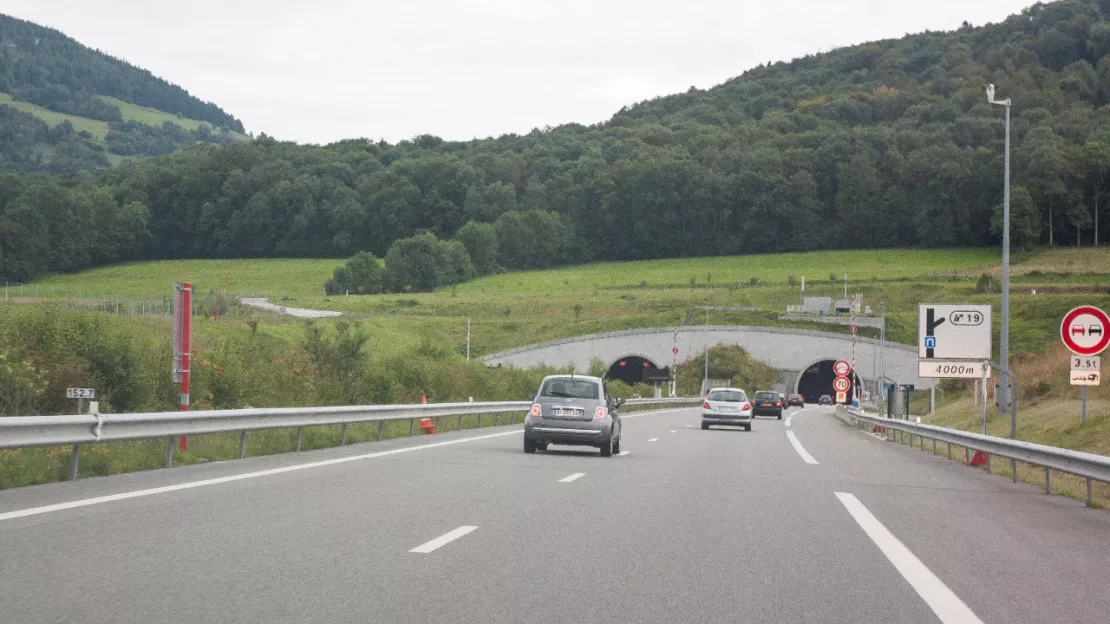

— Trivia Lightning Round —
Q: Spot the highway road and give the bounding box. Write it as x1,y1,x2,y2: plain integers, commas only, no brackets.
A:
2,406,1110,623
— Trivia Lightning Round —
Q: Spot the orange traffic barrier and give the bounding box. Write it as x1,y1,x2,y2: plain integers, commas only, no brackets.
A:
421,394,427,404
419,418,436,434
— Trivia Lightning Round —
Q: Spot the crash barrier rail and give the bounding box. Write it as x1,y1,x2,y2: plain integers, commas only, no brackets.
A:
834,406,1110,506
0,397,701,481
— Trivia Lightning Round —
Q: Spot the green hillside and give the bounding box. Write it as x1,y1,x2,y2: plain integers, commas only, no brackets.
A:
0,14,247,173
3,1,1110,283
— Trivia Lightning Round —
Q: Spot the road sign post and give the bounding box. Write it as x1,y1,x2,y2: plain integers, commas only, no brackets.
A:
173,283,192,452
1062,307,1107,425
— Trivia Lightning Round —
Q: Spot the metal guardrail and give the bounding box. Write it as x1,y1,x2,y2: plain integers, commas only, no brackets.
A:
834,406,1110,506
0,397,701,481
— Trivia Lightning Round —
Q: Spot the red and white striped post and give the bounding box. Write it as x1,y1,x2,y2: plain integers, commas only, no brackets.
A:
173,282,192,451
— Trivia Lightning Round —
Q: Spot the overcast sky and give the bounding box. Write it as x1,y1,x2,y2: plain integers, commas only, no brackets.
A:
3,0,1035,145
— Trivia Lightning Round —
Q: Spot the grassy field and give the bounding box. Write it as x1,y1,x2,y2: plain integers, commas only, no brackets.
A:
0,92,249,145
99,95,250,140
0,92,110,140
17,247,1110,356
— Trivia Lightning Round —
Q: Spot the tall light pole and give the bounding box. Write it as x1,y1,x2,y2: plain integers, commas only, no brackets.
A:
703,305,709,395
987,83,1012,414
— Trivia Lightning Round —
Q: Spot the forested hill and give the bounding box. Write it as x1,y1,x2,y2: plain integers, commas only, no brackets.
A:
2,0,1110,283
0,14,245,174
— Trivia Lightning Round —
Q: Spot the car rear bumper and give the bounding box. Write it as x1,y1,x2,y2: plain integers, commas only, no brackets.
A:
701,411,752,425
751,407,782,417
526,423,611,446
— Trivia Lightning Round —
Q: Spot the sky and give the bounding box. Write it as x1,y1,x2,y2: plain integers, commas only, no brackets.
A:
2,0,1036,145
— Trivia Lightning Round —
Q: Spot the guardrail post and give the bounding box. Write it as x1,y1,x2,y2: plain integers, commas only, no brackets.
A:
1087,479,1093,507
378,420,384,441
986,455,991,474
1011,458,1017,483
1045,468,1051,494
340,423,348,446
458,414,463,431
295,427,302,452
477,413,482,427
409,418,414,437
965,447,969,464
947,442,951,460
69,444,80,481
166,436,175,467
238,431,246,459
932,439,936,455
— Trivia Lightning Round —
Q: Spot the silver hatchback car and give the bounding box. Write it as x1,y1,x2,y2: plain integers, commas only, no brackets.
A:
701,387,753,431
524,375,624,457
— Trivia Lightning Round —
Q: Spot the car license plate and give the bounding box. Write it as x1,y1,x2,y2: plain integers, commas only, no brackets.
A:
554,408,575,417
761,403,772,407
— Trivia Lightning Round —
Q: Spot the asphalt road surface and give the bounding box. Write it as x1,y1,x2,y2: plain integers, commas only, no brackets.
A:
2,406,1109,623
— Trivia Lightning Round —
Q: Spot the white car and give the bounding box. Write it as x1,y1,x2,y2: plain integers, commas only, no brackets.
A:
700,387,753,431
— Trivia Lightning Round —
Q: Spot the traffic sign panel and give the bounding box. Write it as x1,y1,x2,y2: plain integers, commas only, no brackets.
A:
672,346,679,355
832,376,850,392
66,388,95,399
850,325,857,334
833,360,851,376
835,391,847,404
919,304,991,360
1060,306,1110,356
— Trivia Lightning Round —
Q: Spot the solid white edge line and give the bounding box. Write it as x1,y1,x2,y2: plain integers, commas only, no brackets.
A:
0,430,521,523
409,525,479,554
648,437,659,442
835,493,983,624
785,430,819,464
558,472,586,483
618,450,630,456
785,416,792,427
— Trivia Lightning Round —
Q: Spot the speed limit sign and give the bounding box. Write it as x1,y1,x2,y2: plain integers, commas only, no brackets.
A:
833,377,850,393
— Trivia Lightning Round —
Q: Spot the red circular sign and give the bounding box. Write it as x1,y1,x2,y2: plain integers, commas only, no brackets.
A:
672,346,679,355
1061,306,1110,356
833,376,851,392
833,360,851,376
851,325,857,334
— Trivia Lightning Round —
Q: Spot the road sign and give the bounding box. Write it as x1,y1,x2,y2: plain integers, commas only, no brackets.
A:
833,360,851,376
835,391,847,404
919,361,986,379
919,304,992,360
66,388,95,399
850,325,857,334
672,346,679,355
1070,355,1101,386
832,376,850,392
863,391,871,401
1060,306,1110,356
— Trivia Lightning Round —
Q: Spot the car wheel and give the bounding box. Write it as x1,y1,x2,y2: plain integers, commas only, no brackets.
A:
537,441,548,452
612,437,621,454
701,421,709,430
745,424,752,431
524,436,536,454
777,413,782,420
599,438,613,457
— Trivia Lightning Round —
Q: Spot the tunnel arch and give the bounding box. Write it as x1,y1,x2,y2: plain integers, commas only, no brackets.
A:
606,354,662,385
795,359,861,403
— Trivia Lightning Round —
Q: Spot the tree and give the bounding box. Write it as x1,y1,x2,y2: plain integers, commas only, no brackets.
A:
328,251,384,295
991,186,1042,251
455,220,499,275
384,233,446,293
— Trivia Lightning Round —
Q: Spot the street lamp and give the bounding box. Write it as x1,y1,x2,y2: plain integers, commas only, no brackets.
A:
987,84,1012,419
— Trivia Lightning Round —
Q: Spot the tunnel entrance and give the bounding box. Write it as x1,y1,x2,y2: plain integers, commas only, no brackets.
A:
606,356,663,385
796,360,860,403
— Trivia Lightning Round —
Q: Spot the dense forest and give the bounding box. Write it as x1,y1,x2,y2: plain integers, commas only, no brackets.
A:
0,14,244,173
2,1,1110,284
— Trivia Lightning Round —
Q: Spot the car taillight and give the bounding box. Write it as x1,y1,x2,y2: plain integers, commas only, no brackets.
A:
776,402,781,407
743,403,751,410
595,406,607,420
530,404,541,418
703,401,711,409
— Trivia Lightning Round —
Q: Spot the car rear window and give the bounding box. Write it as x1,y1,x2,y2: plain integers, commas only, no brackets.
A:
707,390,746,402
753,392,778,401
541,378,599,399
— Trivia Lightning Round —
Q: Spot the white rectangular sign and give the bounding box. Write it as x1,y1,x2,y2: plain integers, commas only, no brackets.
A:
918,304,992,360
1071,355,1101,386
919,361,986,379
66,388,96,399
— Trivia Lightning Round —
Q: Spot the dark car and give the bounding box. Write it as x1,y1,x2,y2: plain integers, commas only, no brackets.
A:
818,394,834,405
523,375,623,457
751,390,783,419
787,393,805,407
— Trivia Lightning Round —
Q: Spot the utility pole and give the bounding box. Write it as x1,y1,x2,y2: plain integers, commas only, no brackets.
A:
466,318,471,362
987,84,1012,413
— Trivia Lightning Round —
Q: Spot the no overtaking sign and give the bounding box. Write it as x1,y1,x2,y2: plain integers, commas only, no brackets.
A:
1061,306,1110,356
